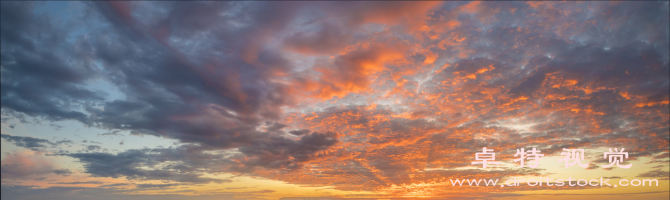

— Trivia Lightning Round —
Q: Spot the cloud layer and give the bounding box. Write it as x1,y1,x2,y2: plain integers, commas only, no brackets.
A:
1,1,668,198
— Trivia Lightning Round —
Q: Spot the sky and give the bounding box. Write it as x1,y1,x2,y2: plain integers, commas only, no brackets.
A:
1,1,669,200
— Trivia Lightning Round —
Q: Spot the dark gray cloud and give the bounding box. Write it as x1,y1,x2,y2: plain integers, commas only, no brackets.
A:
288,129,311,136
52,169,73,176
100,183,130,188
1,2,105,122
54,181,105,185
60,130,339,178
1,134,54,149
1,1,341,178
134,183,181,189
2,1,293,147
60,146,232,184
234,131,339,171
0,134,73,150
86,145,101,151
0,185,237,200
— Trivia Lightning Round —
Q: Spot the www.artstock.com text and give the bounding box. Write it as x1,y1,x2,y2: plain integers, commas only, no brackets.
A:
450,177,659,187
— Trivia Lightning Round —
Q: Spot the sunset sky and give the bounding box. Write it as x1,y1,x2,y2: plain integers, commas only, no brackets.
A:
1,1,669,200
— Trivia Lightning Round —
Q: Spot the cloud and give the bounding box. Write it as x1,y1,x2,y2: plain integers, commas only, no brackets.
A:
293,41,411,99
86,145,101,151
0,185,238,200
60,146,232,184
233,131,339,171
1,134,54,149
288,129,310,136
52,169,73,176
55,181,105,185
283,22,353,55
637,169,670,180
0,2,105,122
1,151,56,179
1,134,73,150
135,183,181,189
